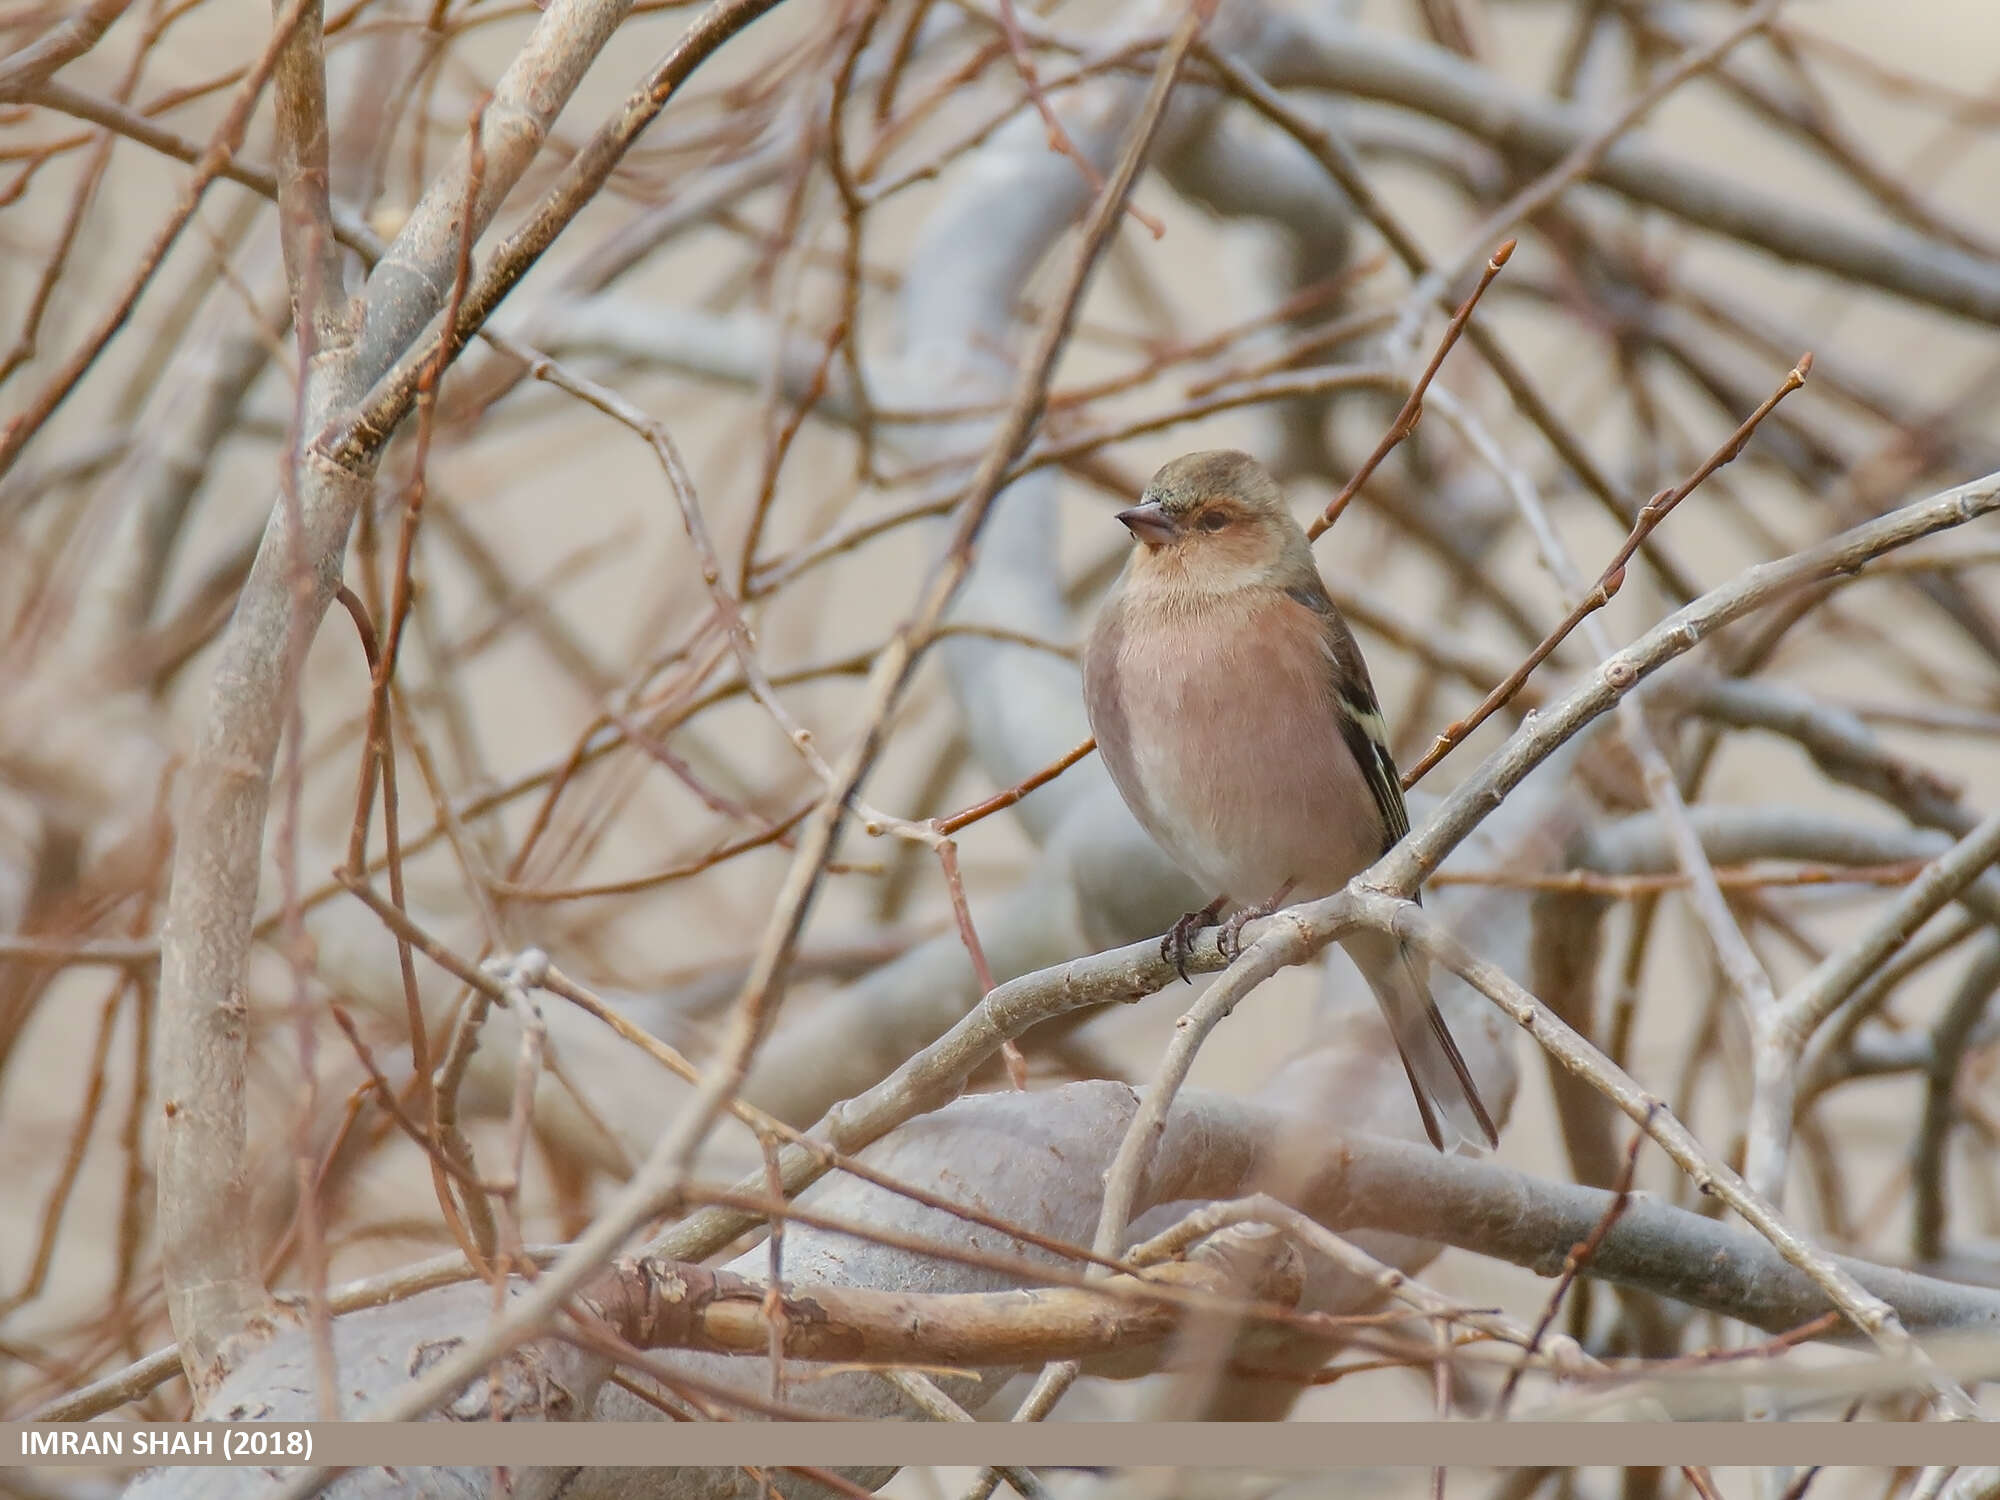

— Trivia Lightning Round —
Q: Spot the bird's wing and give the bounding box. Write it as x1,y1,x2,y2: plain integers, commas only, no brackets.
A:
1287,574,1496,1150
1284,576,1411,856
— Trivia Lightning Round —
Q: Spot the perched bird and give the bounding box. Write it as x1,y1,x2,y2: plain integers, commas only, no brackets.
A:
1081,449,1497,1153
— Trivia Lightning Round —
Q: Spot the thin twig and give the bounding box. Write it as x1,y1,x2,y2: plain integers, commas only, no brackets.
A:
1494,1111,1649,1416
1405,352,1812,786
1306,239,1514,541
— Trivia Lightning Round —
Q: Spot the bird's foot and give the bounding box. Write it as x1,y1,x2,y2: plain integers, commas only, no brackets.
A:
1160,898,1226,983
1215,909,1255,963
1217,882,1296,962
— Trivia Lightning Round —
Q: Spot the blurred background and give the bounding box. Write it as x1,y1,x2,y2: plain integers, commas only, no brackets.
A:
4,0,2000,1492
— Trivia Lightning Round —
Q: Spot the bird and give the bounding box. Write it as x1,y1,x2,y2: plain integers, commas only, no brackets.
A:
1080,448,1498,1153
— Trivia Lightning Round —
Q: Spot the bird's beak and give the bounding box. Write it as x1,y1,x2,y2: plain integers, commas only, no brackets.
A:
1116,502,1179,546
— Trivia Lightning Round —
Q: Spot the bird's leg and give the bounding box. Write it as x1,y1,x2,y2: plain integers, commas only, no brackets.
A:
1161,896,1227,983
1218,881,1296,962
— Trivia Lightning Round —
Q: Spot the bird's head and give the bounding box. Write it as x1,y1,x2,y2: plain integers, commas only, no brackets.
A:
1116,449,1308,594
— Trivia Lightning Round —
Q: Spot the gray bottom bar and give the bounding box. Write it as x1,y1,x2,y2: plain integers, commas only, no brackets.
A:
6,1422,1994,1469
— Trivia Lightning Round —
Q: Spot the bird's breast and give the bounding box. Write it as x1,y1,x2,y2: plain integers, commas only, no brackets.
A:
1083,587,1382,902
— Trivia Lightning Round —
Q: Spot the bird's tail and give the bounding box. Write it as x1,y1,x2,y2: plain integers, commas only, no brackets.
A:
1345,929,1498,1154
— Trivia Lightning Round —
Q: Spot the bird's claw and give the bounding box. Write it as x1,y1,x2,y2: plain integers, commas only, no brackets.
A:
1160,899,1224,983
1216,908,1257,963
1160,914,1202,983
1216,884,1292,963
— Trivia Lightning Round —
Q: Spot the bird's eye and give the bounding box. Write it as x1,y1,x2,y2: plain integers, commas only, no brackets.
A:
1198,511,1230,532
